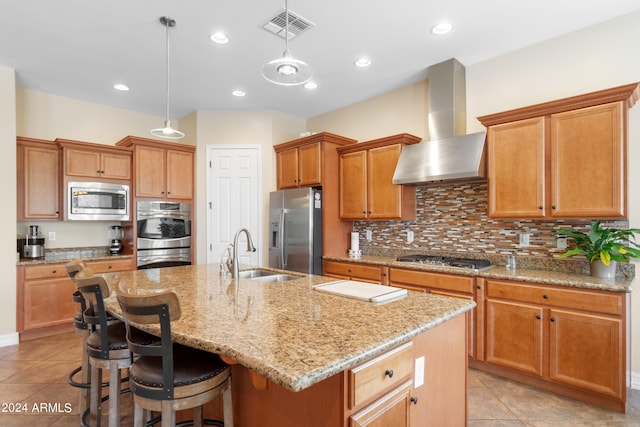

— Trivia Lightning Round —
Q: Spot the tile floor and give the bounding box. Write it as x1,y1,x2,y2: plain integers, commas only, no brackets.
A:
2,331,640,426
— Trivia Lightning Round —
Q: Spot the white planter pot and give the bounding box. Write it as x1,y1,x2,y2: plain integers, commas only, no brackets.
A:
590,260,617,279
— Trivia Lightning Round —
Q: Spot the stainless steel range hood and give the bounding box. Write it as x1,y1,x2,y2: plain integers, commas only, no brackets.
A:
392,58,487,185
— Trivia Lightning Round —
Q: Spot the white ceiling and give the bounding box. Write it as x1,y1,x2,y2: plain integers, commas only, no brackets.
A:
2,0,639,119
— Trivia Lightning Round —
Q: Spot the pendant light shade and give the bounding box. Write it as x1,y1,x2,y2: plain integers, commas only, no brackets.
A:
151,16,185,139
262,0,312,86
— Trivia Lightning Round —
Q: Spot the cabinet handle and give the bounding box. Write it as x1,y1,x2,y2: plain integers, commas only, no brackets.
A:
410,397,419,405
536,315,541,320
543,294,549,299
385,369,394,378
550,318,556,322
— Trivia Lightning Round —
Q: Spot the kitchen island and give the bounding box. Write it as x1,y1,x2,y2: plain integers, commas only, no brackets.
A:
102,263,475,427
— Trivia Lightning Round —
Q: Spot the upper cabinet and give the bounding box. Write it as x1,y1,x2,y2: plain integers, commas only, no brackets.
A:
116,136,195,201
337,134,419,221
58,139,132,182
479,83,639,219
17,137,60,221
274,132,357,189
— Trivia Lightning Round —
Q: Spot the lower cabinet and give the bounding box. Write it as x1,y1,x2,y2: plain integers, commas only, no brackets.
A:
17,258,133,340
481,278,626,411
349,380,413,427
323,260,388,284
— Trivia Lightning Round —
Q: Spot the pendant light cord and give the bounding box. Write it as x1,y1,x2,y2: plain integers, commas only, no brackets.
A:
162,17,173,123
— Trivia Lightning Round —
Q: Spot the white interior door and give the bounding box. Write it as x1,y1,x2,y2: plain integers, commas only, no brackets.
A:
207,145,261,266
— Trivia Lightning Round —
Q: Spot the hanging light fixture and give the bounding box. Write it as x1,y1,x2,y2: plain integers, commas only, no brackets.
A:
262,0,312,86
151,16,185,139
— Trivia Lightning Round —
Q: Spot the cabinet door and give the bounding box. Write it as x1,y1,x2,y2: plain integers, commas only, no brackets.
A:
166,149,193,199
487,117,546,218
350,381,412,427
297,142,322,187
22,145,60,220
367,144,403,219
276,147,299,189
549,309,622,398
23,277,77,331
340,151,367,219
135,146,166,198
101,152,131,180
550,102,624,217
485,299,544,377
65,149,101,177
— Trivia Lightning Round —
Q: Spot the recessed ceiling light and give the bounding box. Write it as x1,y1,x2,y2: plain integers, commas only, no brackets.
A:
354,58,372,68
210,32,229,44
232,90,246,97
304,81,318,89
431,22,452,35
113,83,130,91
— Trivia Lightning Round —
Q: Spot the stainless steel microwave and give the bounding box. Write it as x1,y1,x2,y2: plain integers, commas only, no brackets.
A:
67,182,130,221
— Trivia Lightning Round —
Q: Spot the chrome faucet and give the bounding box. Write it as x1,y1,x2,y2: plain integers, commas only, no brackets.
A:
226,228,257,279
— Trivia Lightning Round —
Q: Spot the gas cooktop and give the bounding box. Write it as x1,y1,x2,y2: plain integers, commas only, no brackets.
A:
396,254,494,272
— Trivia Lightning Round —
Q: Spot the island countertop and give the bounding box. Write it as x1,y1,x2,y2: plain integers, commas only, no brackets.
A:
101,263,475,392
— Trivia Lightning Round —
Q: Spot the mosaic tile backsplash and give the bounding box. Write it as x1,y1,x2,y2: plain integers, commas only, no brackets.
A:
353,181,634,276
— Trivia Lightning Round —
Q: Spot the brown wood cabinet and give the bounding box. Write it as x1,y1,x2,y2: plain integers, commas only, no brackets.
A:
388,268,476,359
274,132,356,190
116,136,195,201
323,259,388,284
58,139,131,181
337,134,418,221
478,278,626,412
479,83,639,219
17,258,133,341
17,138,60,221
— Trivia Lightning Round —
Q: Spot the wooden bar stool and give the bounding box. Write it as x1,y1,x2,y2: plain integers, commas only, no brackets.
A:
75,270,156,427
117,290,233,427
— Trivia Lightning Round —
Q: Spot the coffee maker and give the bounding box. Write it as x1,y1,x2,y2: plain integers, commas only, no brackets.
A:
17,225,45,259
109,225,124,255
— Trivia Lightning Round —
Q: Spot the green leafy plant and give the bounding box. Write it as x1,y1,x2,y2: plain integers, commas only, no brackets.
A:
557,221,640,265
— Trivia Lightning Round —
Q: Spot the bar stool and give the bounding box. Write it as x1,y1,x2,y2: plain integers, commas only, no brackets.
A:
117,290,233,427
65,260,92,416
75,270,156,427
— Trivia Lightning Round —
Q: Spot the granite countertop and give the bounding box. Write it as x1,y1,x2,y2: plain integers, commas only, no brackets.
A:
101,263,475,392
17,246,133,266
324,254,634,293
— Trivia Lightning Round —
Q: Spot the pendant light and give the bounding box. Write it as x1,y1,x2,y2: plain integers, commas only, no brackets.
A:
262,0,312,86
151,16,185,139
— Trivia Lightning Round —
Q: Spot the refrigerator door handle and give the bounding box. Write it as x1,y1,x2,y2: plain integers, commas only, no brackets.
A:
280,209,287,269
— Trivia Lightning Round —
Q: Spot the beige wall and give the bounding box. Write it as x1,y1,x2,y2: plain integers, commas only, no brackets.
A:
1,66,17,340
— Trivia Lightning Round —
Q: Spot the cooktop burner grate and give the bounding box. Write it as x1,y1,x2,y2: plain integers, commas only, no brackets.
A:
396,254,493,271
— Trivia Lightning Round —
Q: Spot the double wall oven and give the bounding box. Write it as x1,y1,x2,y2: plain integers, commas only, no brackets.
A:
136,201,192,269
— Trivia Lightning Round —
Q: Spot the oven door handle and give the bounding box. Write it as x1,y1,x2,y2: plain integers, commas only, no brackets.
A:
137,212,190,220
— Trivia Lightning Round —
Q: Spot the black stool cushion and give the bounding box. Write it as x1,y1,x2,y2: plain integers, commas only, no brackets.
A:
87,322,158,352
130,345,228,388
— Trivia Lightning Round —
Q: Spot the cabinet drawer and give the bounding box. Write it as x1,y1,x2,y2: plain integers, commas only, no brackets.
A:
349,342,413,409
23,264,68,280
87,259,132,273
486,280,622,316
323,261,382,282
389,268,474,294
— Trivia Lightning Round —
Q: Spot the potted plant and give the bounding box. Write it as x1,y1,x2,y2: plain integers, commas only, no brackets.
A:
557,221,640,279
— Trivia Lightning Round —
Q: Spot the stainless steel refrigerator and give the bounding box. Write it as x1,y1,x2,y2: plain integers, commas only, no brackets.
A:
268,187,323,275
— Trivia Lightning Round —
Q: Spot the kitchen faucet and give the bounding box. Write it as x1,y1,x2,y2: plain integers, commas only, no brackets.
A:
226,228,257,279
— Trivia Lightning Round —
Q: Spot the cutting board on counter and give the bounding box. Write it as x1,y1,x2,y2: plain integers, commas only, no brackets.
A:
313,280,408,303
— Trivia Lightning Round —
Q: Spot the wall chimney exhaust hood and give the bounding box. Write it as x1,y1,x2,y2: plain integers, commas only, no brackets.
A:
392,58,487,185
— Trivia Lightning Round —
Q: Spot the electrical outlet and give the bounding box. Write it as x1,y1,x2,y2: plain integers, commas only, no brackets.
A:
519,233,530,247
48,231,56,241
414,356,425,388
557,235,567,249
366,229,372,241
407,230,414,243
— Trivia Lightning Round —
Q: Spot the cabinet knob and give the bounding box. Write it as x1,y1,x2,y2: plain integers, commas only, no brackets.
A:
538,206,543,210
550,317,556,322
543,294,549,299
51,269,57,274
477,285,481,289
385,369,394,378
536,315,541,320
410,397,419,405
551,205,556,209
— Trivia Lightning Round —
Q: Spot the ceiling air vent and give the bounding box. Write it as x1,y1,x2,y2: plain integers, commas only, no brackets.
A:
262,9,315,40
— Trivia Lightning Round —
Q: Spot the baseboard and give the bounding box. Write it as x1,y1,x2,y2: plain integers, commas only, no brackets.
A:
0,332,19,348
631,371,640,390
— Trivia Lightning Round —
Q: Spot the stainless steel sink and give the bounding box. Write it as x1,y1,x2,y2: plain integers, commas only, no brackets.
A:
238,269,302,282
